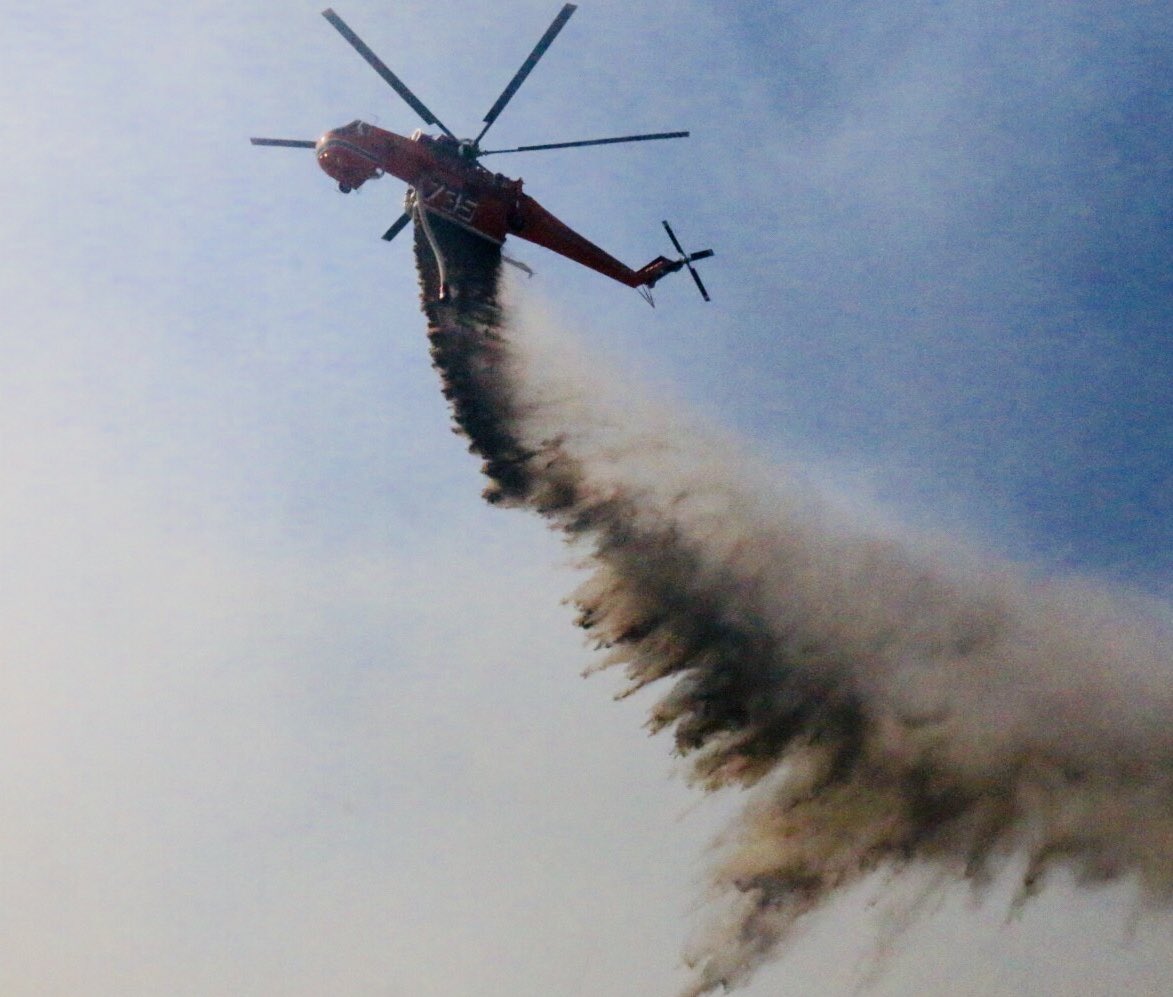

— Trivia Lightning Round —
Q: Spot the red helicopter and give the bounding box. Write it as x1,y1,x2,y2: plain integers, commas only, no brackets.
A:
252,5,713,304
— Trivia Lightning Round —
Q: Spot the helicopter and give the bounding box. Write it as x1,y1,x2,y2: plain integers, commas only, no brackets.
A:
251,5,713,304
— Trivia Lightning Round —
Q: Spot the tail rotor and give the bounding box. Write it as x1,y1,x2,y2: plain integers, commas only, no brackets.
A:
662,220,713,302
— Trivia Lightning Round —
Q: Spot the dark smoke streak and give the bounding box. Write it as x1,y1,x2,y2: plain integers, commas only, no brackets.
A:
414,224,1173,995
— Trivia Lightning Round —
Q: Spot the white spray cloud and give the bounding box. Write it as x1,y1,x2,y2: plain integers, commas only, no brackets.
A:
418,251,1173,994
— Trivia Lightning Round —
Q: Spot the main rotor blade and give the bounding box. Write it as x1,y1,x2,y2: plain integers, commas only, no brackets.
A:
381,213,412,242
474,3,577,145
250,137,318,148
480,130,689,156
321,8,455,138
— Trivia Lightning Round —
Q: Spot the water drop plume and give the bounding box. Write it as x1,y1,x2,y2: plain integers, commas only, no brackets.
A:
413,222,1173,994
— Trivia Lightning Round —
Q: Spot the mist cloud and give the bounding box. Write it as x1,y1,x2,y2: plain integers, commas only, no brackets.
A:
418,221,1172,994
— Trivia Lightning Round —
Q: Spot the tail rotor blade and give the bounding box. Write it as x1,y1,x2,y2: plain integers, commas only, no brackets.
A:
321,8,455,138
381,213,412,242
686,264,710,302
662,220,687,257
251,137,318,148
475,3,577,145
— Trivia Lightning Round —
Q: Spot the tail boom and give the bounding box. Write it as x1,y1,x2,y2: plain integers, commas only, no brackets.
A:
507,194,712,299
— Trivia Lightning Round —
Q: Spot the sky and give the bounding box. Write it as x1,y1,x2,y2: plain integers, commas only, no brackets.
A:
2,1,1170,995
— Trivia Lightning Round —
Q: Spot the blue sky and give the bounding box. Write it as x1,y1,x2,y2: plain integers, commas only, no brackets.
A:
2,1,1169,994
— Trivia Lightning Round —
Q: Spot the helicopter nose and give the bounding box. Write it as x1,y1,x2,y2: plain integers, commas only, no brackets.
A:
316,131,382,191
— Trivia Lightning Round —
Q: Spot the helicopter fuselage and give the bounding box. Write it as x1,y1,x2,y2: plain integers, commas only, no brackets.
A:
316,120,680,291
252,5,711,302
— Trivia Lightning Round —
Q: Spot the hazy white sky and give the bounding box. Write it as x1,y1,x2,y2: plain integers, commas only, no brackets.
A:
2,1,1169,994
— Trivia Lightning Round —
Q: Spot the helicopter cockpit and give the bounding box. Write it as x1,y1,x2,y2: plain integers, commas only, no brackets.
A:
316,119,384,193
